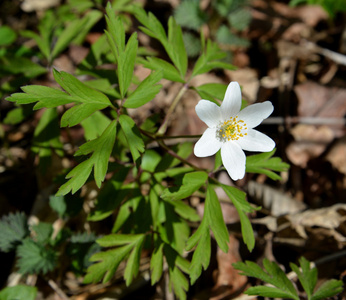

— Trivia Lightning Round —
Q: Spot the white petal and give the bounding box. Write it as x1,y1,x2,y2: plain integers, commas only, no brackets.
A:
221,142,246,180
194,128,222,157
237,101,273,128
237,129,275,152
220,82,242,120
195,100,222,128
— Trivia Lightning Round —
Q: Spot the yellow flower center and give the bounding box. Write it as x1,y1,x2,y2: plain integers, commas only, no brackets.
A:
217,116,247,142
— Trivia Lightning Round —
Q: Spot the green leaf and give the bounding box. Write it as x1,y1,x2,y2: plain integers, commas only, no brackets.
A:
163,198,200,222
49,194,84,218
192,39,236,77
139,57,184,82
158,202,190,254
245,286,299,299
81,111,111,140
119,114,144,165
205,185,229,253
73,10,103,45
0,285,37,300
150,242,164,284
311,279,344,300
31,222,53,244
3,105,33,125
84,244,133,283
111,191,143,232
228,8,252,31
20,29,50,59
134,7,167,43
0,55,46,78
222,184,256,251
87,167,132,221
182,31,201,57
233,259,300,300
124,70,162,108
105,2,125,60
32,108,64,172
53,69,111,105
6,85,72,108
194,83,228,102
0,25,17,46
290,257,317,299
57,120,117,195
164,245,189,300
167,17,187,78
118,33,138,98
16,238,57,274
84,233,145,284
174,0,208,30
189,223,211,284
0,212,28,252
124,235,146,285
51,18,89,60
216,25,250,47
161,171,208,201
246,149,290,180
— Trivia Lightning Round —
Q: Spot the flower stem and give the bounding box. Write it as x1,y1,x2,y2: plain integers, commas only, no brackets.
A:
157,140,204,171
157,83,189,136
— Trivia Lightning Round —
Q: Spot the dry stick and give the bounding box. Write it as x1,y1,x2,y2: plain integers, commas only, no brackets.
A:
262,116,345,126
48,279,69,300
157,139,204,171
157,83,189,136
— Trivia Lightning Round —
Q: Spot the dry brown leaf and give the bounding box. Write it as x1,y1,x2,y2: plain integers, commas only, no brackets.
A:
21,0,60,12
326,137,346,175
211,235,247,300
247,181,306,216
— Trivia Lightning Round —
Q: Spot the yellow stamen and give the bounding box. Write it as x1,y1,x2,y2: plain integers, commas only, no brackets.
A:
216,116,247,142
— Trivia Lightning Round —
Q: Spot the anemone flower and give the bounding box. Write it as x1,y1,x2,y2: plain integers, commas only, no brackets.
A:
194,82,275,180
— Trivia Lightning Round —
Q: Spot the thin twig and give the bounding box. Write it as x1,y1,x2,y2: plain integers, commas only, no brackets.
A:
48,279,69,300
157,84,189,135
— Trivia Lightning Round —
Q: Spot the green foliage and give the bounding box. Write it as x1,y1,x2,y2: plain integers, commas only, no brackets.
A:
161,171,208,201
31,108,64,173
174,0,208,31
246,149,290,180
123,70,163,108
0,26,17,46
0,285,37,300
84,234,146,284
234,257,344,300
16,238,58,274
216,25,250,47
174,0,252,58
0,212,29,252
134,6,188,81
182,32,202,57
2,3,292,299
222,184,258,251
186,184,229,284
57,120,117,195
49,194,84,218
192,39,236,77
67,232,101,275
20,7,101,63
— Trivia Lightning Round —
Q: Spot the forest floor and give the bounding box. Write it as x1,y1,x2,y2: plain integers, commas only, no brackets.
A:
0,0,345,299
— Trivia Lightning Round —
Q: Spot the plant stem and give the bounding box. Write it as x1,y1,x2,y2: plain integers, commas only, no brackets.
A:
157,140,204,171
157,83,189,136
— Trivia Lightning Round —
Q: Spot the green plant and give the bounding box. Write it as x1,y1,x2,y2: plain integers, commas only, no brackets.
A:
234,257,344,300
4,2,337,300
174,0,252,57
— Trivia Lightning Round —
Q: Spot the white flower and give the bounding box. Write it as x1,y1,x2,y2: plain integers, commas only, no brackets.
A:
194,82,275,180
